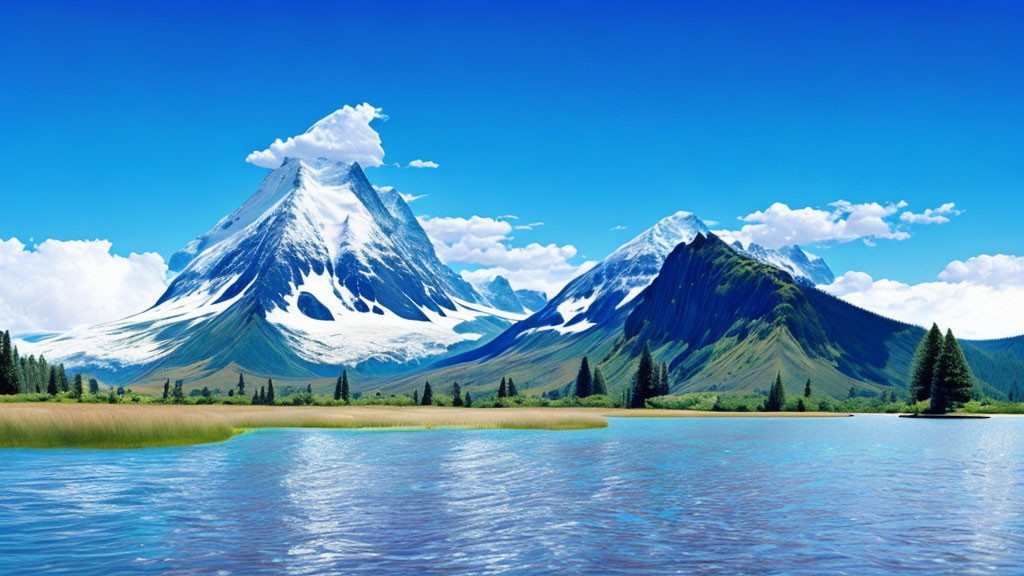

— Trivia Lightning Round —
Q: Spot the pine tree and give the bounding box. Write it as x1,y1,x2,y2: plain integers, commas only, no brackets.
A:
259,386,266,405
229,389,235,397
421,382,433,405
268,380,276,405
47,369,58,396
661,362,671,396
72,374,83,398
804,379,812,397
172,381,184,403
848,386,856,399
201,386,211,398
930,329,974,414
334,374,343,400
575,357,593,397
592,366,608,396
797,397,806,412
237,373,246,396
498,377,507,398
507,378,517,397
341,371,350,403
909,323,944,402
0,331,20,395
88,378,99,395
764,372,786,411
452,382,463,406
464,391,472,407
629,344,657,408
57,364,69,393
413,389,419,405
252,391,259,405
163,379,170,400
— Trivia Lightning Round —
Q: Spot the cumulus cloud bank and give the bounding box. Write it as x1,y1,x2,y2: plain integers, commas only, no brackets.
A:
245,104,387,169
0,238,169,334
418,215,593,296
720,200,913,249
820,254,1024,339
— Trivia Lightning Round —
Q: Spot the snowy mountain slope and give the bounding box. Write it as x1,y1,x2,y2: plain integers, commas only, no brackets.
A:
713,233,835,285
26,158,518,382
474,276,548,314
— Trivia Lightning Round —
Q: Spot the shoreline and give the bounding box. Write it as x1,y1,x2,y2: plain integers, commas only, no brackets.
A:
0,404,954,450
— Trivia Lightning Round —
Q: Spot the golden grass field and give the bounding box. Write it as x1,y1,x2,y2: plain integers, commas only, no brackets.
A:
0,403,850,449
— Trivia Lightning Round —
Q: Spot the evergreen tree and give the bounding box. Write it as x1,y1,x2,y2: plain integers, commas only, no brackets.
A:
848,386,857,399
498,377,507,398
259,386,266,405
452,382,463,406
421,382,433,405
88,378,99,395
629,344,657,408
804,379,812,397
237,373,245,396
0,331,21,394
575,357,593,397
464,391,472,407
341,371,350,403
172,381,184,403
507,378,517,397
659,362,670,396
268,380,276,405
764,372,786,411
228,389,234,397
592,366,608,396
47,369,58,396
252,390,260,405
413,389,419,405
72,374,83,398
909,323,944,402
334,374,343,400
797,397,806,412
163,379,170,400
57,364,69,393
930,329,974,414
201,386,211,398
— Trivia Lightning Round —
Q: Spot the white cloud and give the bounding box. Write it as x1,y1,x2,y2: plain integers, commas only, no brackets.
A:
938,254,1024,287
610,225,627,231
0,238,169,334
720,200,911,249
400,193,427,203
418,216,594,297
245,103,387,169
819,254,1024,339
899,202,962,225
407,159,439,169
514,222,544,231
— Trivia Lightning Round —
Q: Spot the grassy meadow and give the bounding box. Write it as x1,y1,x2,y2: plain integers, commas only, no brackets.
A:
0,404,612,449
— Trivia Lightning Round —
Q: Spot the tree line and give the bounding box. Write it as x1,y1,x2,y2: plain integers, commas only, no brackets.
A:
0,330,94,397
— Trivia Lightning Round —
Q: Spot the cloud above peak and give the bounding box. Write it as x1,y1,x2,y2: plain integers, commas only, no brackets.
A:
717,199,962,250
245,104,387,169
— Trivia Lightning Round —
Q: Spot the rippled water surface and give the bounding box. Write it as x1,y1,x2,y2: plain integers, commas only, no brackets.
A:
3,415,1024,574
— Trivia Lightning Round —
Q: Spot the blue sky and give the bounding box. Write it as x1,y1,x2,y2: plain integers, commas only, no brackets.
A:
1,0,1022,337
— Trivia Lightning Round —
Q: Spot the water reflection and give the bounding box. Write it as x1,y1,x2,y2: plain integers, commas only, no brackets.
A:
1,416,1023,574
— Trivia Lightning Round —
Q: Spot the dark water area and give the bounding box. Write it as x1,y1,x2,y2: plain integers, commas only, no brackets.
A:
2,415,1023,574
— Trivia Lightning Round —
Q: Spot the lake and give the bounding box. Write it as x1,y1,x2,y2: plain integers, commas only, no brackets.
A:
2,415,1023,574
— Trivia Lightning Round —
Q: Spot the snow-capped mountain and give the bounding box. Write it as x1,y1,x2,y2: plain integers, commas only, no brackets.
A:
474,276,547,314
28,158,519,381
722,238,834,286
435,210,835,369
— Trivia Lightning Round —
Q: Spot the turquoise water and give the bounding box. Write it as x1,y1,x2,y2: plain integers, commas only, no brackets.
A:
2,415,1023,574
